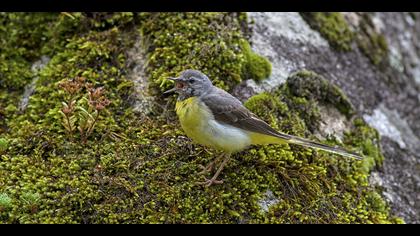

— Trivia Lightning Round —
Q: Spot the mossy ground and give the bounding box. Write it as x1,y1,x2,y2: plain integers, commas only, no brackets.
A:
0,13,401,223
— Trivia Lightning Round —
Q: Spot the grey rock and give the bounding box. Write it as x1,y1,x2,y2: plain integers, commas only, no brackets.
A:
258,190,280,213
126,37,156,116
19,55,50,112
316,105,351,143
235,12,329,101
238,12,420,223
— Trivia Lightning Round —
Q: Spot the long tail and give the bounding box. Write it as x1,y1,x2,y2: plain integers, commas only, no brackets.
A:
283,134,362,160
243,115,362,160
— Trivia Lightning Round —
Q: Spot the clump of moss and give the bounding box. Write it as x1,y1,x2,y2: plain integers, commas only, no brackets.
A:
0,13,56,90
0,192,12,221
344,117,384,176
240,40,272,81
0,193,12,211
286,70,355,119
0,12,138,223
139,12,271,92
300,12,389,67
356,13,389,66
0,138,8,153
300,12,354,51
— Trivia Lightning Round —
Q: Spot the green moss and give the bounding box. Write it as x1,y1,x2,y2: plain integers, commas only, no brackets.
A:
0,193,12,209
344,117,384,176
0,192,12,221
139,12,244,92
286,70,355,119
0,13,53,90
300,12,389,66
140,12,270,92
356,14,389,66
0,12,138,223
240,40,272,81
0,138,8,153
0,13,401,224
300,12,354,51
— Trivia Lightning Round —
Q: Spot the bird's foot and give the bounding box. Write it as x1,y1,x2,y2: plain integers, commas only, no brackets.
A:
196,177,224,187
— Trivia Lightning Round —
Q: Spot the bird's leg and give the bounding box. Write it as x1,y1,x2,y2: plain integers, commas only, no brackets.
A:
197,161,215,175
197,153,231,187
197,152,224,175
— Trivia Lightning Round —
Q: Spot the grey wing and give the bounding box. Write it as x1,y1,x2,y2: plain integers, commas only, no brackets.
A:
201,88,292,140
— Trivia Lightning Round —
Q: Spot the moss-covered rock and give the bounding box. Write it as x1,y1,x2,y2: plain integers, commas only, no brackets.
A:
355,13,389,66
242,71,398,223
300,12,389,66
139,12,271,92
0,13,54,90
240,40,272,81
300,12,354,51
286,70,355,119
0,12,401,224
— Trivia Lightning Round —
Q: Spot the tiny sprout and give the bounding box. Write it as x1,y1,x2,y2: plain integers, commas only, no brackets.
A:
59,77,85,96
95,97,111,111
85,82,94,91
61,106,72,115
87,87,111,111
61,100,76,115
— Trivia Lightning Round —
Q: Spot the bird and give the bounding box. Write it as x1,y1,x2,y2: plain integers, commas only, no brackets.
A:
164,69,362,187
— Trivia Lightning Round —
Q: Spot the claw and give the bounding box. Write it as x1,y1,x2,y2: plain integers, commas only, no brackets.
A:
196,178,224,187
195,153,231,187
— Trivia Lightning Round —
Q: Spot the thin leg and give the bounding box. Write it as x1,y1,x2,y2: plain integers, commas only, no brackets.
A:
197,152,224,175
197,161,215,175
197,153,231,187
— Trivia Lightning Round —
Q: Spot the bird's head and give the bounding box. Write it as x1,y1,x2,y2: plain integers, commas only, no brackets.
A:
164,69,213,99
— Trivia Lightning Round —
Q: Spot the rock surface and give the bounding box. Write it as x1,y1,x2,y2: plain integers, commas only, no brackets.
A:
235,12,420,223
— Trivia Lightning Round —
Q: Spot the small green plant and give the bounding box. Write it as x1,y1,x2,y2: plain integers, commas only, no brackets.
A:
0,138,8,154
20,192,41,214
59,77,111,143
59,77,84,140
79,86,111,143
0,193,12,212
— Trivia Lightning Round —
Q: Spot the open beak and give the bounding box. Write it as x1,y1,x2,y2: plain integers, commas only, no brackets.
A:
163,77,179,95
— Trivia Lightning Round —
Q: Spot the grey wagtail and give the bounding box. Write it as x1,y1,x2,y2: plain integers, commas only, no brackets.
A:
164,69,362,187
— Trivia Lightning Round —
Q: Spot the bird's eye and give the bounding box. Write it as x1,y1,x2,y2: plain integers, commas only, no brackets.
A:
188,78,195,83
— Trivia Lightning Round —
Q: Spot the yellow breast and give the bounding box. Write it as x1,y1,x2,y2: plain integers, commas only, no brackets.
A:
175,97,212,145
175,97,252,153
175,97,210,130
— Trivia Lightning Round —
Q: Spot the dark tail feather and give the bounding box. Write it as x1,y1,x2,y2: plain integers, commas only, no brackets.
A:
278,133,362,160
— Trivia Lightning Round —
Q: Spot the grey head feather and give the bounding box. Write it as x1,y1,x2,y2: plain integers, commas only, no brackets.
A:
174,69,214,100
